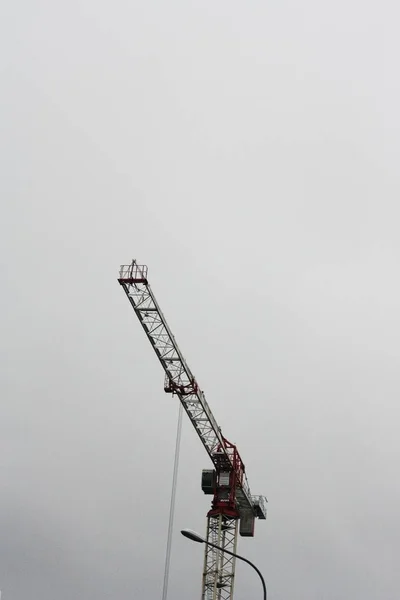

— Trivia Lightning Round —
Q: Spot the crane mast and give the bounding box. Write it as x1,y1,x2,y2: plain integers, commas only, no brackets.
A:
118,260,267,600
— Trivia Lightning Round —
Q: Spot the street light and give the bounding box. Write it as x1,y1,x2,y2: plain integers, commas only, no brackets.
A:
181,528,267,600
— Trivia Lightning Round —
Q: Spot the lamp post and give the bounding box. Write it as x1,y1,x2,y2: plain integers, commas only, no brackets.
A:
181,529,267,600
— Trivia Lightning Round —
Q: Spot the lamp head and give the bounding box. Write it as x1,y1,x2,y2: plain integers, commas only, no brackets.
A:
181,529,205,543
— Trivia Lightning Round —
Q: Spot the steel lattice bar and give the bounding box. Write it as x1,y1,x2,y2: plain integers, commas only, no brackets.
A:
202,514,238,600
118,262,256,513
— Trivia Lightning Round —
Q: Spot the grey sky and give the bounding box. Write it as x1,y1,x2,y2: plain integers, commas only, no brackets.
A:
1,1,399,598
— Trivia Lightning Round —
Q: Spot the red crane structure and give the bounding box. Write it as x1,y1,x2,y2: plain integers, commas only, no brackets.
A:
118,259,267,600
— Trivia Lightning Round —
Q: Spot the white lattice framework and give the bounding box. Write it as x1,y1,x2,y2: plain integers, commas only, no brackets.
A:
118,260,255,513
203,515,238,600
118,259,267,600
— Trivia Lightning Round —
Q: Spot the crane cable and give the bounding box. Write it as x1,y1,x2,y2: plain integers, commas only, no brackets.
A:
162,401,183,600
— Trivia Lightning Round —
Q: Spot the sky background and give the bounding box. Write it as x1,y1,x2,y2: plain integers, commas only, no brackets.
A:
1,1,399,599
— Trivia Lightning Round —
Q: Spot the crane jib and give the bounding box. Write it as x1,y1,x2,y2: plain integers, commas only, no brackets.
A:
118,260,267,523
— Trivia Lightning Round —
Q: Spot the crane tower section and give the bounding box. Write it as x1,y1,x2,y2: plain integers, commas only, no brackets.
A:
118,260,267,599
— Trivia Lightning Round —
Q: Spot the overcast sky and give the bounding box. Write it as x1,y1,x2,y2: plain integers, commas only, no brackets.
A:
1,1,399,599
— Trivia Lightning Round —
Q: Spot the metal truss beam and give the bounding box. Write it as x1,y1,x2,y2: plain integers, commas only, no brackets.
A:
118,261,256,514
202,514,238,600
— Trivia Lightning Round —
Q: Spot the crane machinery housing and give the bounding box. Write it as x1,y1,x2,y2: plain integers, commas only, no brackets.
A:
118,259,267,600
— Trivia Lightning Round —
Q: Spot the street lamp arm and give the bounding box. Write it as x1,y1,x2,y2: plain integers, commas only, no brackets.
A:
205,540,267,600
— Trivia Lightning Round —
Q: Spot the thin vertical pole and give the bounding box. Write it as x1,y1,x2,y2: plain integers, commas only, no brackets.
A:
161,402,183,600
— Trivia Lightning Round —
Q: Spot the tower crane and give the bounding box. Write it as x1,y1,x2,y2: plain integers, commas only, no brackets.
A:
118,259,267,600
